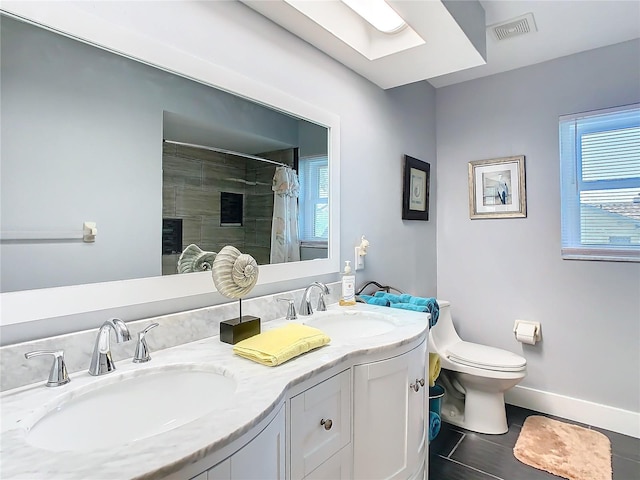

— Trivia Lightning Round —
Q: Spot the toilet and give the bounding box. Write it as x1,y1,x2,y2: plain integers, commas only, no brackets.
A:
429,301,526,434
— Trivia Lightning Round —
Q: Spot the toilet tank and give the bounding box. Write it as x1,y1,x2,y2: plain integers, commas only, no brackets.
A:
429,300,462,352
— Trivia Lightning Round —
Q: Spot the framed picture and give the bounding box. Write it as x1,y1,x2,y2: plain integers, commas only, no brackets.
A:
468,155,526,219
402,155,430,221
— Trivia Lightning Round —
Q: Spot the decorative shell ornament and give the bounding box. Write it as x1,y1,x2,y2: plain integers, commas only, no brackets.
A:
212,245,259,299
177,244,217,274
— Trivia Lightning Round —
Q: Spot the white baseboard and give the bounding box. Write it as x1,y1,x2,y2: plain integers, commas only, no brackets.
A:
505,385,640,439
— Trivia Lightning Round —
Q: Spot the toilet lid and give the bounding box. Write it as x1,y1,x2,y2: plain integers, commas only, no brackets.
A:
446,342,526,372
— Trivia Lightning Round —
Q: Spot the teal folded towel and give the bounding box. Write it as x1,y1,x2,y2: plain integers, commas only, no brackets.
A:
408,297,439,327
373,292,403,303
359,295,390,306
390,302,428,313
369,297,390,306
428,412,441,442
408,296,429,306
365,292,439,329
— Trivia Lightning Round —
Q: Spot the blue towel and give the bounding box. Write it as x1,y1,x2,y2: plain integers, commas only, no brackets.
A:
408,296,429,306
399,293,413,303
368,297,390,307
359,294,391,306
390,302,428,313
373,292,403,303
408,297,439,327
428,412,441,442
366,292,439,329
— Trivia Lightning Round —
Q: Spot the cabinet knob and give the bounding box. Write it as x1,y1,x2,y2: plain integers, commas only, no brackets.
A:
410,379,423,392
320,418,333,430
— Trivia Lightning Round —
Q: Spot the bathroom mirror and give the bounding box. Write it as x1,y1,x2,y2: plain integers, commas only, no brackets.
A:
0,5,340,326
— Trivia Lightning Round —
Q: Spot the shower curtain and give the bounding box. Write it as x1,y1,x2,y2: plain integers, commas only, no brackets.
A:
270,167,301,264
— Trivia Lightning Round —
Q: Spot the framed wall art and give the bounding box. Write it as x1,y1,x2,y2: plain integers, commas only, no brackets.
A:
402,155,430,221
468,155,527,219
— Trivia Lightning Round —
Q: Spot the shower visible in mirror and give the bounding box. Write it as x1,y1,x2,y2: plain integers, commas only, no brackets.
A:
161,131,326,275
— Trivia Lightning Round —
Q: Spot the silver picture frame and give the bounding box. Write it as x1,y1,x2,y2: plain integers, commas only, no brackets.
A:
468,155,527,219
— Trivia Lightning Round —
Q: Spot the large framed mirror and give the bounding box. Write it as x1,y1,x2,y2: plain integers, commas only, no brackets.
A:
0,3,340,328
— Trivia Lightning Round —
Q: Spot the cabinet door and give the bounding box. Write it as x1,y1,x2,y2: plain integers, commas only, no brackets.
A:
304,445,352,480
408,342,427,475
226,404,285,480
290,369,351,480
207,459,230,480
353,341,426,480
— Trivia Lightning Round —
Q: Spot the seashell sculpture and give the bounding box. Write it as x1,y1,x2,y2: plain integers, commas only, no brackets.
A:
212,245,259,299
177,244,217,274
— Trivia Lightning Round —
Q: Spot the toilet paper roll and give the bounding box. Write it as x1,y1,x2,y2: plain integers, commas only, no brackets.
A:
515,322,537,345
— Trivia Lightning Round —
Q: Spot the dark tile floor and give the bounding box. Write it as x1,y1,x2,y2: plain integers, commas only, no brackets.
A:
429,404,640,479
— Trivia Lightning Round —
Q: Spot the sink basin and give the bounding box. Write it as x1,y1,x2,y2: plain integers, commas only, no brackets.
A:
303,310,398,340
25,365,237,452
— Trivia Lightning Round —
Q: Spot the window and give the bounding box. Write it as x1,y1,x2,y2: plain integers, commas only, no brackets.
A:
559,104,640,262
298,156,329,242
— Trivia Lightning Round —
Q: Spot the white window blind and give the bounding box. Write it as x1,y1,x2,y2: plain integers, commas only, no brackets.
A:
559,104,640,262
298,156,329,242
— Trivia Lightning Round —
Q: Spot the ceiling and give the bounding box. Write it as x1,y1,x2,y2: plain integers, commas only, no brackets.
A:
242,0,640,90
163,112,295,154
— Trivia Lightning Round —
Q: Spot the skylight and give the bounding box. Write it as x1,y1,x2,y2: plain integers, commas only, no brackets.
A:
341,0,407,34
281,0,425,61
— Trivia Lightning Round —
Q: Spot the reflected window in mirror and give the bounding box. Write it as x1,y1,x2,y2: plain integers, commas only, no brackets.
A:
299,155,329,261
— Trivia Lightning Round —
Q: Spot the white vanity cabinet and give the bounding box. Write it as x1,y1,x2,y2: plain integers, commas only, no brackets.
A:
202,340,427,480
290,369,352,480
353,340,427,480
205,403,285,480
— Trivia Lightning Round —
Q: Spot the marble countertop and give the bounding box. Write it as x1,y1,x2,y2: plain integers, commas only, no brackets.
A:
0,303,429,479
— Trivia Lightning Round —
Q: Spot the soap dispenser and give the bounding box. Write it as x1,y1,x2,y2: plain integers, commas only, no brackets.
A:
339,260,356,306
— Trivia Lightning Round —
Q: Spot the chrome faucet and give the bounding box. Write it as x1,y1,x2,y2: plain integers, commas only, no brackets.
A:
133,323,159,363
25,349,70,387
299,282,330,316
277,298,297,320
89,318,131,376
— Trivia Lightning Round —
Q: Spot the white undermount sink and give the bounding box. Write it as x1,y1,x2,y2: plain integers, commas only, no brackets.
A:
24,365,237,452
303,310,398,340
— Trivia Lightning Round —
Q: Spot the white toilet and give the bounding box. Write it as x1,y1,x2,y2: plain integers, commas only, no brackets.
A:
429,301,526,434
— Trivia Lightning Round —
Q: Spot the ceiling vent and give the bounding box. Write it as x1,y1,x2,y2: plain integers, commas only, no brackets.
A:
489,13,537,41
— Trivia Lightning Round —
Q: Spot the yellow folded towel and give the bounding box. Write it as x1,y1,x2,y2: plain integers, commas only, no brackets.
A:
429,353,441,387
232,324,331,366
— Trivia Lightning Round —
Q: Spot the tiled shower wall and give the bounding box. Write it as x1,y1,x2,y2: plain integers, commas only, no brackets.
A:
162,143,294,273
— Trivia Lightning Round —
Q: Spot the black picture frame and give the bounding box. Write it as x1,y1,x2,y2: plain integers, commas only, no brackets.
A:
402,155,430,221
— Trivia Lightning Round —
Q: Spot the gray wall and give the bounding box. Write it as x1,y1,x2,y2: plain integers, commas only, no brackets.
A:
385,81,438,296
436,39,640,411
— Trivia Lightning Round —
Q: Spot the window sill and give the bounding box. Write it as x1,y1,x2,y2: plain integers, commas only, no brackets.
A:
300,241,329,249
561,247,640,263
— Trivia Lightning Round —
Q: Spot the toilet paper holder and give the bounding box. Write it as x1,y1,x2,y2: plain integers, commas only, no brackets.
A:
513,320,542,344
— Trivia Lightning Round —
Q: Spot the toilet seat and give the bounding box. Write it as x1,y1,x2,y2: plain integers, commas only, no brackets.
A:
446,341,526,372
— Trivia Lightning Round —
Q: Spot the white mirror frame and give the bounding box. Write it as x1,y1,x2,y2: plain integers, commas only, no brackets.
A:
0,3,340,327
